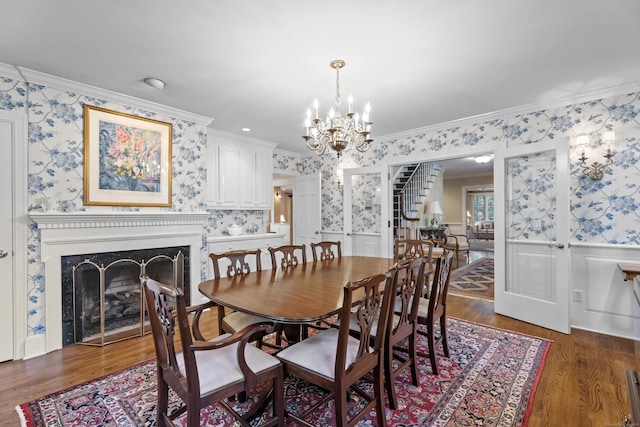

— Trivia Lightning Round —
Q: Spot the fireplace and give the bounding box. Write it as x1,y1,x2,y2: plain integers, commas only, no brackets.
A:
30,211,208,354
62,246,189,346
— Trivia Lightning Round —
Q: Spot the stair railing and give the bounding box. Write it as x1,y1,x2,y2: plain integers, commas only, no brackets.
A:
396,162,442,238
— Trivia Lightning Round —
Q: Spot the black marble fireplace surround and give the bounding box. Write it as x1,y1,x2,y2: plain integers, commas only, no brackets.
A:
61,246,190,346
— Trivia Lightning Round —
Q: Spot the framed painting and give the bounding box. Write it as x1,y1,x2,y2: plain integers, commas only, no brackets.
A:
83,105,172,207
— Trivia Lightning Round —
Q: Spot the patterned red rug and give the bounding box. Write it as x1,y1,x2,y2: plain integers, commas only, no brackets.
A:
17,317,549,427
449,257,495,301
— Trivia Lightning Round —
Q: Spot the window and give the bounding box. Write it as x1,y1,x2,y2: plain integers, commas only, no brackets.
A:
471,193,494,223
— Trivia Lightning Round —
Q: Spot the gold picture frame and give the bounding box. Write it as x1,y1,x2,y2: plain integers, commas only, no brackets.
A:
83,105,172,207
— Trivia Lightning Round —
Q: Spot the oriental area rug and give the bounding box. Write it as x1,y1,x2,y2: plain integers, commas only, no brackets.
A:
17,317,550,427
448,257,495,301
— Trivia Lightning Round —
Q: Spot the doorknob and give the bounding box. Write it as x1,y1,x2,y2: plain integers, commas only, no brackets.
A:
0,249,8,258
314,231,320,235
556,243,565,249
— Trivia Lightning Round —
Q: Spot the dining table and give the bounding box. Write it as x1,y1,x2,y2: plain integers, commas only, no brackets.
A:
198,256,397,343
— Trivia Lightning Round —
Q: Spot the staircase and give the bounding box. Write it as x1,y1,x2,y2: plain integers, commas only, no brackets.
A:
393,163,442,238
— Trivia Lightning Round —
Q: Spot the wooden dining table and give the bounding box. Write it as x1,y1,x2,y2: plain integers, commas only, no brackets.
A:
198,256,397,342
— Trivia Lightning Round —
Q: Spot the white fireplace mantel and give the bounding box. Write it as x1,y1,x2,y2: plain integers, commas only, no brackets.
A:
29,210,210,357
30,210,210,229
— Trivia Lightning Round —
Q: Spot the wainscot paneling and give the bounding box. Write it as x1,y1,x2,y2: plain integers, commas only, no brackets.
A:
570,243,640,340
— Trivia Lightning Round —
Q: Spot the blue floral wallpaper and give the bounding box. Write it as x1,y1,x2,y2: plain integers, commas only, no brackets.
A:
2,68,640,339
295,91,640,245
0,74,265,336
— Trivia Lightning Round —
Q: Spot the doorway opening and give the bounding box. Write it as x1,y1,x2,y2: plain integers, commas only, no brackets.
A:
271,174,293,244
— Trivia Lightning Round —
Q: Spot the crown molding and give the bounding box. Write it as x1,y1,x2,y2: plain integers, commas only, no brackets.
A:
207,128,277,149
379,82,640,143
7,64,213,126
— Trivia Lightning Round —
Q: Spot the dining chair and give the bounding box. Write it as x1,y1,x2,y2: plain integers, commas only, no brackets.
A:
442,225,470,268
275,272,395,427
394,238,434,263
268,244,308,345
268,244,307,269
209,249,273,346
416,250,455,374
343,257,427,409
310,241,342,261
142,276,285,427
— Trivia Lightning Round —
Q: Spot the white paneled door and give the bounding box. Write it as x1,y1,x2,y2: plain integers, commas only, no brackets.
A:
0,120,13,361
343,167,389,257
293,173,322,258
494,139,571,334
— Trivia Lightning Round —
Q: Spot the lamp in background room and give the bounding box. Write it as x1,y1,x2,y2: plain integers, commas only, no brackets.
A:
303,60,373,157
425,201,443,227
577,132,615,181
280,214,286,224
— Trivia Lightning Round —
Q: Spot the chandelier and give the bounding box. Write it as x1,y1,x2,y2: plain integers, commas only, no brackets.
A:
303,60,373,157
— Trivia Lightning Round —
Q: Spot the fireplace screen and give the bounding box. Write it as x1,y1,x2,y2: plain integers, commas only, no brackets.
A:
69,249,186,346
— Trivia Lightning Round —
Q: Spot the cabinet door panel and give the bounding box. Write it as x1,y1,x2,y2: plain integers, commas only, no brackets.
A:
254,151,272,208
218,146,238,207
238,150,256,207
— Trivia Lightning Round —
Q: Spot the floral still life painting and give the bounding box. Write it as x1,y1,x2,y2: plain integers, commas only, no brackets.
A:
83,105,172,207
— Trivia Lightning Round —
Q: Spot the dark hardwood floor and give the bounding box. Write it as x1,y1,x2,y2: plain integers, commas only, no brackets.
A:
1,257,636,426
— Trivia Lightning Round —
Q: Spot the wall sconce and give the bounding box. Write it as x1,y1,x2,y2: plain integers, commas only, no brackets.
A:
275,191,281,198
577,132,614,181
296,163,304,173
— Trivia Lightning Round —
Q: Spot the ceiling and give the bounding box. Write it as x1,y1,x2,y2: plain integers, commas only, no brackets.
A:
2,1,640,155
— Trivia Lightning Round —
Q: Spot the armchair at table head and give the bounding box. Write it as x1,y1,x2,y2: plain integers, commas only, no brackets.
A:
310,240,342,261
141,276,285,427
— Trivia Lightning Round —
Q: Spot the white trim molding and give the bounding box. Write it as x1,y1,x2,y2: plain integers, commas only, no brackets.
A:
29,211,208,357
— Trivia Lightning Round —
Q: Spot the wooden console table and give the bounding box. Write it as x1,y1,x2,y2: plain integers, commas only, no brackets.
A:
618,263,640,281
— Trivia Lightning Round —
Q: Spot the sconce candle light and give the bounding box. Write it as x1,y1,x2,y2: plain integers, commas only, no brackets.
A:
578,132,614,181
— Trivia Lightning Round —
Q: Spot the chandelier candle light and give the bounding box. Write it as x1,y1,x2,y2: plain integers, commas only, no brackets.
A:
303,60,373,157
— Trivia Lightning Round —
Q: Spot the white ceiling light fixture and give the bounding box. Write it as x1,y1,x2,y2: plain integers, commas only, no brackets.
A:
144,77,165,90
474,155,493,164
303,60,373,157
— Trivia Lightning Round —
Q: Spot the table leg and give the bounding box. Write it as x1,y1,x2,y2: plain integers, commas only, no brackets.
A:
282,324,302,345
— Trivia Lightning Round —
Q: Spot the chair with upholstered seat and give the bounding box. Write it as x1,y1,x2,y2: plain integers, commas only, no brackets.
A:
416,250,454,374
275,272,395,427
346,257,427,409
394,238,434,263
268,244,307,269
442,226,470,268
310,241,342,261
268,244,308,345
209,249,273,345
142,276,285,427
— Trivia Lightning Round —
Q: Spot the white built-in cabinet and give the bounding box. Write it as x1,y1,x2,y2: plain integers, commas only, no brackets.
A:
207,129,276,210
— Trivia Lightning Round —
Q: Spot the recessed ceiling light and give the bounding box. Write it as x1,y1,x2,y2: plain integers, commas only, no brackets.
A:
241,128,251,132
143,77,165,90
